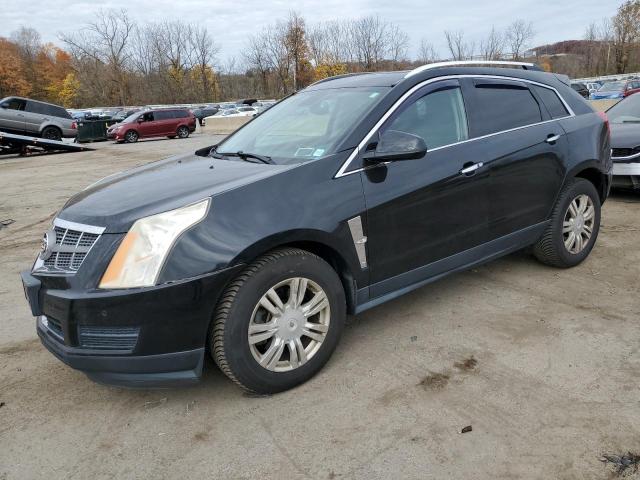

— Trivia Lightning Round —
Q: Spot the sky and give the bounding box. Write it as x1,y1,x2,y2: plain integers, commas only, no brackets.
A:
1,0,620,64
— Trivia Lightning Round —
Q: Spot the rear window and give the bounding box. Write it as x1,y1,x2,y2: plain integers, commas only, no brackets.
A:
471,83,542,136
532,85,569,119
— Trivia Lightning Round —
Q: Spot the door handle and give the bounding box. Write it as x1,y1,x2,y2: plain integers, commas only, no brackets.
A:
545,134,560,144
460,162,483,175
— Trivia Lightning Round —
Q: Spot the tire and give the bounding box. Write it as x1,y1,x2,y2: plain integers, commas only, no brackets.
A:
41,126,62,141
124,130,138,143
211,248,346,394
533,178,601,268
177,126,190,139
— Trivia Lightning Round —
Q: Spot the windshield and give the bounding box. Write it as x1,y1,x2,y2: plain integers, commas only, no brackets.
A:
607,94,640,123
122,111,145,123
599,82,624,91
217,86,389,163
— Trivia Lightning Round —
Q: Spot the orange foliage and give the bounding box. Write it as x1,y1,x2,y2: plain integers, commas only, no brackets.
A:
0,38,31,97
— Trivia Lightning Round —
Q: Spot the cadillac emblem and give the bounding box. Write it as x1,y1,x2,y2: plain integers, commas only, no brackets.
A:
39,229,56,261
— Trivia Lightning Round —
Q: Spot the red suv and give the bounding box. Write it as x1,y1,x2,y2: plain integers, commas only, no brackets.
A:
108,108,196,143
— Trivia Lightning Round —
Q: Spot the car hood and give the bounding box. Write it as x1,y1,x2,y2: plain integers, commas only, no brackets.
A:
610,123,640,149
58,153,295,232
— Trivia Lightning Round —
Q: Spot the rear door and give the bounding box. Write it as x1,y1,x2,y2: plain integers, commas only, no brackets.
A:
461,78,568,240
24,100,48,135
0,98,26,133
154,110,175,135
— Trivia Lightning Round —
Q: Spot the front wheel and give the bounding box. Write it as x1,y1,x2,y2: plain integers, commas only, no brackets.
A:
533,178,601,268
124,130,139,143
210,248,346,394
177,126,190,138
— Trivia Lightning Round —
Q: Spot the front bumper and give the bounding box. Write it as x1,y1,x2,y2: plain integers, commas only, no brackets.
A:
21,265,243,387
612,162,640,189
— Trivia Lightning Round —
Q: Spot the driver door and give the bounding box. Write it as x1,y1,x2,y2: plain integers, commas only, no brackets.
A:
360,80,491,296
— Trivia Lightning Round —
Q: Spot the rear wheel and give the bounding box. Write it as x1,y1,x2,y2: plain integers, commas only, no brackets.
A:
124,130,139,143
534,178,601,268
41,126,62,141
210,248,346,394
177,126,190,139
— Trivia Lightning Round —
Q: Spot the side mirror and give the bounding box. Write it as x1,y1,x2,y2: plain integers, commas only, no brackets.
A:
364,130,427,163
137,117,144,123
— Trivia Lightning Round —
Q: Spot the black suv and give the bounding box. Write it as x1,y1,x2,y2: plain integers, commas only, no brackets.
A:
21,61,611,393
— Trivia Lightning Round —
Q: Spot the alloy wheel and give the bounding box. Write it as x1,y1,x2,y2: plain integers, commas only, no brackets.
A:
563,194,595,254
248,277,330,372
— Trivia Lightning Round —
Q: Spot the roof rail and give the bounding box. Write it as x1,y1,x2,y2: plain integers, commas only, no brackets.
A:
404,60,540,78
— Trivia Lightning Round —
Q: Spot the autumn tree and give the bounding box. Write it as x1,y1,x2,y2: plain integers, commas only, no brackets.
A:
0,38,31,97
612,0,640,73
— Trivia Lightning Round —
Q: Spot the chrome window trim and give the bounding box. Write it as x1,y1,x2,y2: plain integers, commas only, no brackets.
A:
612,151,640,161
53,218,106,235
334,74,575,178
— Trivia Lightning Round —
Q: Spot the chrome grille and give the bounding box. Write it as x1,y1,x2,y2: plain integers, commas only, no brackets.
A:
612,147,640,159
34,219,105,275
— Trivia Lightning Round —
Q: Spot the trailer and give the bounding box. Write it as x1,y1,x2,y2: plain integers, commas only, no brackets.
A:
0,131,94,156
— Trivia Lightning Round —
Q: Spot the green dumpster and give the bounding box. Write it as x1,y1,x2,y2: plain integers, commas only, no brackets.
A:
76,119,117,143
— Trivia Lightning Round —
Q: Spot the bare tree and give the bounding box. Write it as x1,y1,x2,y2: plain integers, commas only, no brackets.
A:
190,25,220,101
352,15,388,70
284,11,308,90
444,30,474,60
387,24,409,66
60,9,135,104
480,26,504,60
417,39,438,64
505,20,534,60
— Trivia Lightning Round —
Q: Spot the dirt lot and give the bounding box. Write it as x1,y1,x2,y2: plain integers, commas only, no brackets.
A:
1,132,639,479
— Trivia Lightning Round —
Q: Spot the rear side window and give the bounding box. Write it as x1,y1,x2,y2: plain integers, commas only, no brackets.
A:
471,83,542,136
384,86,469,150
174,110,189,118
532,85,569,119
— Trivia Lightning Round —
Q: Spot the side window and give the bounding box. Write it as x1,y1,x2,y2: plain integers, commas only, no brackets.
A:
383,86,469,150
471,83,542,136
175,110,188,118
532,85,569,119
26,101,47,114
142,112,154,122
154,111,170,120
4,98,26,110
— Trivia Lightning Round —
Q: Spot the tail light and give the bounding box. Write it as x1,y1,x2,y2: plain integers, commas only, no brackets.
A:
71,121,77,130
596,111,609,136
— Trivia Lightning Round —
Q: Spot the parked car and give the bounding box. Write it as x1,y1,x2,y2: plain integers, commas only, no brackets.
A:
106,108,196,142
606,94,640,189
0,96,77,140
21,61,611,393
590,80,640,100
112,109,141,122
571,82,590,98
192,106,219,125
586,82,600,94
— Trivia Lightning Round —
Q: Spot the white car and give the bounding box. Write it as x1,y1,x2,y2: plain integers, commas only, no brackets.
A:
586,82,600,94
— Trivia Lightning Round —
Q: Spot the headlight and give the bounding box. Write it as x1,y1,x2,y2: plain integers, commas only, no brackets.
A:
99,199,210,289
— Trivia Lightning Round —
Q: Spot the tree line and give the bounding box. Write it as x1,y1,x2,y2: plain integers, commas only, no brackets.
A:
0,1,638,108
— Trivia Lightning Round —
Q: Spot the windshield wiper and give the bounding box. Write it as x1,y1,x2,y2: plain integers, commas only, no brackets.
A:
217,150,275,164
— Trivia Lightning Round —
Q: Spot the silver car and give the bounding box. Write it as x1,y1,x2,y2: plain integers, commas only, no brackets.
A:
0,97,77,140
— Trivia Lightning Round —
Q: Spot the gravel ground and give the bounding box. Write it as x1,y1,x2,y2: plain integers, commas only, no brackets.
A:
1,133,639,479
